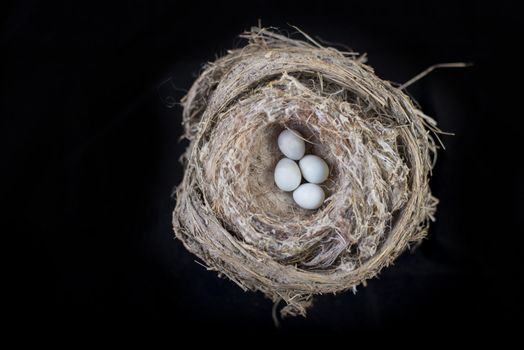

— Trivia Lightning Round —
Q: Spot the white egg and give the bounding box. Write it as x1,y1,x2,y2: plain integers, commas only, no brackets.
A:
299,154,329,184
278,129,306,160
274,158,302,192
293,183,325,210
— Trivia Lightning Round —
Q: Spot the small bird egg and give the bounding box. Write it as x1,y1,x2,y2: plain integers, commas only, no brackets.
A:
278,129,306,160
299,154,329,184
293,183,325,210
274,158,302,192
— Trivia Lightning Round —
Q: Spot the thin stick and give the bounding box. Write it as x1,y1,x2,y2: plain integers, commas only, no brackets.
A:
400,62,472,90
272,299,282,328
289,24,323,49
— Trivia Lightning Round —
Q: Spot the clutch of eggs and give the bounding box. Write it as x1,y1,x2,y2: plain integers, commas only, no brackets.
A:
274,129,329,210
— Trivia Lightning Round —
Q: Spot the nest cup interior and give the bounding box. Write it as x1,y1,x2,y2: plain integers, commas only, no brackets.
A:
248,121,338,218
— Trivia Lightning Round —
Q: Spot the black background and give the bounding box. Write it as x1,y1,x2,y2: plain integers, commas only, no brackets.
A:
3,0,522,335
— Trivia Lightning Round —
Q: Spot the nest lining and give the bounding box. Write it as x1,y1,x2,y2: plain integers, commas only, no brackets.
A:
173,27,438,317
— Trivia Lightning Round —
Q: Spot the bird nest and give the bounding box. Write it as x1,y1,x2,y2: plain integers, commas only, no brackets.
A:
172,27,439,317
